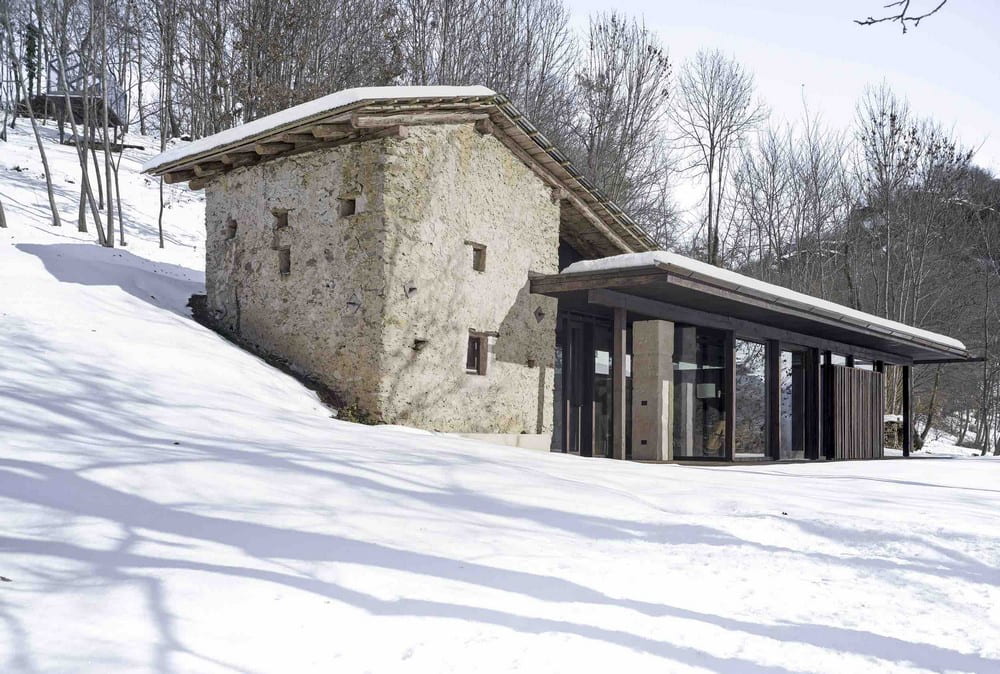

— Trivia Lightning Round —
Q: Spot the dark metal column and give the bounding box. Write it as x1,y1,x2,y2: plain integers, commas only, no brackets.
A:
580,324,596,457
724,331,736,461
902,364,912,457
767,339,782,461
806,347,822,460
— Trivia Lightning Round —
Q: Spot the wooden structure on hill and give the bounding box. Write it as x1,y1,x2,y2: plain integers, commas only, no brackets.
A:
45,51,127,137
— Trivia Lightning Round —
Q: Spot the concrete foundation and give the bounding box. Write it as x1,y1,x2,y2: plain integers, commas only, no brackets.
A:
457,433,553,451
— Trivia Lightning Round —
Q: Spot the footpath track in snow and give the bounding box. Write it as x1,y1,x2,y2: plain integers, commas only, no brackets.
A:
1,124,999,673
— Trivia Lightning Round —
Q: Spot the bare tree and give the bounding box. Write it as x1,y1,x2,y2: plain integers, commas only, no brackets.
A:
2,0,61,227
572,12,673,234
43,19,108,243
672,48,765,265
856,0,948,32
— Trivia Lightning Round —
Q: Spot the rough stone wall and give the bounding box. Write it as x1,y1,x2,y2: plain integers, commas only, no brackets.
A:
203,142,389,414
378,124,560,433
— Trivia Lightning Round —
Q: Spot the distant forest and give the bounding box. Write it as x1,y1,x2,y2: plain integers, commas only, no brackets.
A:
1,0,997,453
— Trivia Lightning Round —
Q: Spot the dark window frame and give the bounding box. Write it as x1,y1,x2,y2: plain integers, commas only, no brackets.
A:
466,331,495,375
278,247,291,276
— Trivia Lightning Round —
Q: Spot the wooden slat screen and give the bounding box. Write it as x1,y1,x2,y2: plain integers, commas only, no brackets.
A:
825,365,885,460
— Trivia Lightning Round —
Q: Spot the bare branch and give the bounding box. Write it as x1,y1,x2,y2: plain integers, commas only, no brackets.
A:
855,0,948,33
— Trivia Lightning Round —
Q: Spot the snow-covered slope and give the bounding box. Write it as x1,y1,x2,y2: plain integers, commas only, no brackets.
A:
2,123,1000,674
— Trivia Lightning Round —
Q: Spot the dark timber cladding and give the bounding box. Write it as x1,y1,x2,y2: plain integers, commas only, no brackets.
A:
826,366,885,459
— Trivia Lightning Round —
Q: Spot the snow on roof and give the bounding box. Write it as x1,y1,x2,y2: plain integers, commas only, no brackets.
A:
141,85,496,173
561,251,967,352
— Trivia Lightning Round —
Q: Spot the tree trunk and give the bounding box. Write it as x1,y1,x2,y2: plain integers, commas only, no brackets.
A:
919,365,942,445
957,408,970,446
1,1,61,227
981,275,991,455
100,8,114,249
49,44,106,243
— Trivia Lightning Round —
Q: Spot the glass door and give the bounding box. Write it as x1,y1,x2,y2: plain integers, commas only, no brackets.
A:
779,347,808,460
561,319,585,454
593,330,612,457
555,316,616,456
734,339,768,459
672,325,727,458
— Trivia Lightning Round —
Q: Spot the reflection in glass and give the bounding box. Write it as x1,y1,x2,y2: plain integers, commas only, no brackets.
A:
735,340,768,458
672,325,727,458
552,341,563,450
594,343,612,457
780,349,806,460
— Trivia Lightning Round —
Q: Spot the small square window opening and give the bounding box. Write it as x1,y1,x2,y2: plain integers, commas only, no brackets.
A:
273,210,289,229
338,198,357,217
225,218,238,240
465,240,487,272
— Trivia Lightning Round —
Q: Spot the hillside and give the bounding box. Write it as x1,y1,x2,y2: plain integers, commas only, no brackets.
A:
1,123,999,673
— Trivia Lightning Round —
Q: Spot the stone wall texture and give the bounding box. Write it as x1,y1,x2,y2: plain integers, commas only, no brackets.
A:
203,122,559,433
379,124,559,433
204,141,389,415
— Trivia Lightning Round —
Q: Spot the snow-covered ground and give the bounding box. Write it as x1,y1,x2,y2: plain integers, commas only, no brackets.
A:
2,122,999,673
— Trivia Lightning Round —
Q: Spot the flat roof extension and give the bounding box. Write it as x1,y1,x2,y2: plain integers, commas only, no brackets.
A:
533,251,971,364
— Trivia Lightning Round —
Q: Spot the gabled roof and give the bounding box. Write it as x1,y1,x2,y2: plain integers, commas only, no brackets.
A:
142,85,657,257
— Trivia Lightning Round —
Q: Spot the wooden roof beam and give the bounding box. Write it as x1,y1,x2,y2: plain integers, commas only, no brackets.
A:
255,141,294,155
221,151,257,165
310,123,353,139
278,131,320,144
351,111,489,129
163,169,195,185
193,161,226,177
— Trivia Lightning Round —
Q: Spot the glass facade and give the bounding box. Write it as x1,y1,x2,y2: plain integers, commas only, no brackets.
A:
594,332,612,457
672,325,727,458
552,310,871,462
779,349,807,460
553,316,630,456
734,339,768,458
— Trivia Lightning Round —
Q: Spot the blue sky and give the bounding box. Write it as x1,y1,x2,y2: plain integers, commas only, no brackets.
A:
565,0,999,172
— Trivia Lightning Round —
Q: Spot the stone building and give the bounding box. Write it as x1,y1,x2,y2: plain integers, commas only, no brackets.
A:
145,86,973,460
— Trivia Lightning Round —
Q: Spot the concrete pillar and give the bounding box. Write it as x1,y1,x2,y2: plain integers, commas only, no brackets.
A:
631,320,674,461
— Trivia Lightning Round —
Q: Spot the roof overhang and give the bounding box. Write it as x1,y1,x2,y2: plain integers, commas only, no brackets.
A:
532,260,973,365
142,86,657,257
